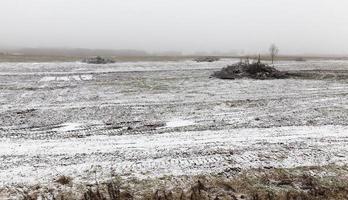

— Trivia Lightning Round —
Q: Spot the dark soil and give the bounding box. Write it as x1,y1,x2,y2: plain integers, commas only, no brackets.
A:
213,62,289,80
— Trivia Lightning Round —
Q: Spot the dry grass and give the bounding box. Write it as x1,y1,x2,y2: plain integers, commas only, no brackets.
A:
6,165,347,200
55,175,73,185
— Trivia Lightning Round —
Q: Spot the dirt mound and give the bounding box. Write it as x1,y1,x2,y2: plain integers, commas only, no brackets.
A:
194,57,220,62
82,56,115,64
213,62,289,79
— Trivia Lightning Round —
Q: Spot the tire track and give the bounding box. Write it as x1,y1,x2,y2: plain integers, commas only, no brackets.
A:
0,125,347,185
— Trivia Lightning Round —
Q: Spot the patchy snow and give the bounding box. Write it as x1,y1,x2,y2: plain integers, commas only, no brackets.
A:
0,59,348,189
39,75,93,82
0,125,347,186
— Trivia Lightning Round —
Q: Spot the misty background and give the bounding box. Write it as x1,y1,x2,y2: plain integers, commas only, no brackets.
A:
1,0,348,56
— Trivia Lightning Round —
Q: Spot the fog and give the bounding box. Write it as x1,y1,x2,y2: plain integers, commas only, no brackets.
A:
1,0,348,55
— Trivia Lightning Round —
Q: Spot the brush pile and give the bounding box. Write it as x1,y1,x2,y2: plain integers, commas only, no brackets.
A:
194,57,220,63
82,56,115,64
213,61,288,79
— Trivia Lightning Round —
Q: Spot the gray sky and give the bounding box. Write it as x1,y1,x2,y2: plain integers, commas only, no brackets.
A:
1,0,348,55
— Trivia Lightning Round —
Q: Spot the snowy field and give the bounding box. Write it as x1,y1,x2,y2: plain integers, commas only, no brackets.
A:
0,59,347,187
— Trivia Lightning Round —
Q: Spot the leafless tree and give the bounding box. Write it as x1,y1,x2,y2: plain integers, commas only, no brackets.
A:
269,44,279,64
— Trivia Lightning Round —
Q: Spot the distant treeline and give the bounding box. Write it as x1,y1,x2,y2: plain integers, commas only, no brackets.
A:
4,48,150,57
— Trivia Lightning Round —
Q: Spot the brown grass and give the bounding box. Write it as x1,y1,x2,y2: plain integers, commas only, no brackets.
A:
55,175,73,185
6,165,348,200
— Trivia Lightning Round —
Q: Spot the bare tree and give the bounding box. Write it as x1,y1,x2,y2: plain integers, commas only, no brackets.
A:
269,44,279,64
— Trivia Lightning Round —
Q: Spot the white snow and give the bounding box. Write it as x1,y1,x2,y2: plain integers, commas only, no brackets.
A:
51,123,84,132
39,76,56,82
166,118,195,128
80,74,93,80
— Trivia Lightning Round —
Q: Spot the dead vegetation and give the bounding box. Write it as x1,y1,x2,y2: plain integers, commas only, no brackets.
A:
82,56,115,64
213,61,288,80
212,61,348,80
194,57,220,63
9,165,348,200
55,175,73,185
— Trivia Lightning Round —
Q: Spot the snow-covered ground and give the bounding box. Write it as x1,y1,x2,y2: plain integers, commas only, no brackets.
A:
0,59,347,187
0,125,347,186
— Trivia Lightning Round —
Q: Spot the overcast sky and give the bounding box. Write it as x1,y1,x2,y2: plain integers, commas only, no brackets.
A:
1,0,348,54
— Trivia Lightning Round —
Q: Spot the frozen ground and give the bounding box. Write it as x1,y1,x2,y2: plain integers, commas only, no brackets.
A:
0,59,347,187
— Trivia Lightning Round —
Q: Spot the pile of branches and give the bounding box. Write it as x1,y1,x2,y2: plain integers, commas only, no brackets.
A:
82,56,115,64
194,57,220,63
213,61,288,80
